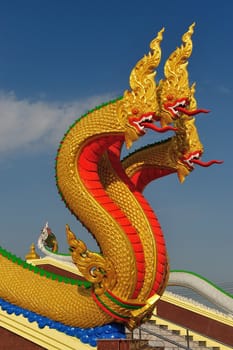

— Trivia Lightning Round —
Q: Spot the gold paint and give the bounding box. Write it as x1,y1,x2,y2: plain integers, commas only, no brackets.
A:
123,117,203,184
66,225,116,295
118,29,164,148
98,154,157,302
0,24,205,329
25,243,40,260
157,23,196,126
128,294,160,330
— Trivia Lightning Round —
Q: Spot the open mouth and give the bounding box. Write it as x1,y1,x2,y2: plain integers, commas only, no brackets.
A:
132,113,154,132
165,98,209,118
182,151,223,169
166,99,188,117
182,151,202,169
130,113,177,133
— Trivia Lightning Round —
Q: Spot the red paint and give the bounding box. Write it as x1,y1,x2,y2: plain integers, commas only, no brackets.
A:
129,113,177,134
77,134,170,300
191,158,224,167
78,136,145,298
164,97,209,117
157,299,233,347
108,141,169,297
129,166,178,296
106,289,145,307
131,167,175,192
176,106,210,116
91,291,128,322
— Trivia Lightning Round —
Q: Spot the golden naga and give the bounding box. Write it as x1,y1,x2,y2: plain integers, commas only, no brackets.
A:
157,23,210,127
0,24,222,332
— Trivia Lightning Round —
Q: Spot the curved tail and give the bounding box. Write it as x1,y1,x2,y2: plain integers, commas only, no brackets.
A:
168,270,233,315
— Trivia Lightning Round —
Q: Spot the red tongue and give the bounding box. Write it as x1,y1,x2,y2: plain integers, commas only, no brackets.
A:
191,159,224,167
141,122,177,133
176,107,210,116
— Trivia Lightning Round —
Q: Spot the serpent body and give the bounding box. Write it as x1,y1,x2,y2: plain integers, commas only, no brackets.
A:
0,24,222,330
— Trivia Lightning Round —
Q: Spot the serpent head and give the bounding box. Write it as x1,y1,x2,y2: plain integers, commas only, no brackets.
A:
157,23,209,127
172,116,222,183
118,28,176,149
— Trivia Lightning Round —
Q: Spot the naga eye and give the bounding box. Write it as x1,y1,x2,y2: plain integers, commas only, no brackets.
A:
166,95,174,101
132,108,139,115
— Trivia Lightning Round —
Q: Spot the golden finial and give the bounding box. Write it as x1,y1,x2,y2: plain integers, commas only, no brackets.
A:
25,243,40,260
128,27,164,107
163,22,195,88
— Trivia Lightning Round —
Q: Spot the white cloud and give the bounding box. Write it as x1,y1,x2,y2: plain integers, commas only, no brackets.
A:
218,86,232,95
0,91,114,155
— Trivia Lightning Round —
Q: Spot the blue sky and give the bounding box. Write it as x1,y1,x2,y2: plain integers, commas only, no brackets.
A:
0,1,232,285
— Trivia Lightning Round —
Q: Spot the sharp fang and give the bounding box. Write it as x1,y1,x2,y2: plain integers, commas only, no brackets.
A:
134,115,153,130
169,100,187,116
186,152,200,168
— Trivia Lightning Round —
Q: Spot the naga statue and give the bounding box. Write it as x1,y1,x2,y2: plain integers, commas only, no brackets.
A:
38,222,59,253
0,23,222,338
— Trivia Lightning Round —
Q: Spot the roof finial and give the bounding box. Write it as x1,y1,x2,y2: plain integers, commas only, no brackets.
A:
25,243,40,260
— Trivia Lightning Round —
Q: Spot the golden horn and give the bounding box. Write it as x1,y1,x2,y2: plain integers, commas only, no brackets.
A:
129,28,164,105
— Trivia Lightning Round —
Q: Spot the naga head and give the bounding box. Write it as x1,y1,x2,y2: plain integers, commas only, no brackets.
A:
172,116,223,183
118,28,176,149
157,23,209,127
38,222,58,253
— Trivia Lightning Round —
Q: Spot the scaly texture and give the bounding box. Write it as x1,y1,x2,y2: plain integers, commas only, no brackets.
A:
0,254,112,328
0,25,221,330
